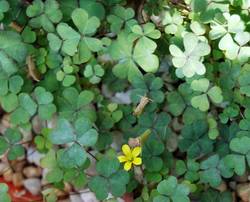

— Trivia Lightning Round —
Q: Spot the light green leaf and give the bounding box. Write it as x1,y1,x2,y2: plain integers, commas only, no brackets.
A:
191,94,209,111
50,119,75,144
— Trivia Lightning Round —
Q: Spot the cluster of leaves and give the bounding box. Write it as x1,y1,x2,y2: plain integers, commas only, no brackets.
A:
1,0,250,201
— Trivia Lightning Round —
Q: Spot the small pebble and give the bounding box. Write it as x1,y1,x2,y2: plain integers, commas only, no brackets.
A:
80,189,98,202
229,181,237,190
27,148,44,166
236,183,250,202
11,160,25,172
0,162,9,173
234,172,249,183
215,181,227,192
12,172,23,187
23,178,41,195
70,195,83,202
23,166,42,178
3,169,13,182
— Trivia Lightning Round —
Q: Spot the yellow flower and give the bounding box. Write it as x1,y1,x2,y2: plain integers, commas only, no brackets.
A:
118,144,142,171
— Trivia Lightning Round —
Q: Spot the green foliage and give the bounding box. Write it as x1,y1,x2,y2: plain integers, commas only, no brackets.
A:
169,33,210,78
0,183,11,202
130,73,164,105
162,10,183,34
154,176,190,202
0,31,27,76
107,6,136,33
49,117,98,168
190,78,223,111
0,0,9,21
179,120,214,158
0,128,25,160
26,0,63,32
34,87,56,120
109,23,160,81
89,157,130,200
35,128,52,152
57,87,96,122
1,1,250,201
83,63,105,84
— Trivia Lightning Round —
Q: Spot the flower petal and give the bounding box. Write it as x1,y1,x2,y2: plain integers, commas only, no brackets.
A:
133,157,142,165
118,155,127,163
132,147,141,157
124,161,132,171
122,144,132,156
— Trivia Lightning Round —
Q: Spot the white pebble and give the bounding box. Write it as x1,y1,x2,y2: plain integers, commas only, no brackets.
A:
23,178,41,196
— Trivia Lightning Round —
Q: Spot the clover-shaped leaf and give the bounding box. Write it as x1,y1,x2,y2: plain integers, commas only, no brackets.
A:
162,10,183,34
41,149,64,183
50,117,98,147
72,8,102,64
89,157,130,200
0,128,25,160
97,103,123,129
238,64,250,96
143,138,165,172
110,28,160,81
200,189,233,202
214,123,239,156
130,74,164,105
207,116,219,140
48,23,80,56
26,0,63,32
190,78,223,111
227,136,250,172
57,87,96,122
58,143,87,168
191,94,209,112
221,154,246,176
21,26,36,44
75,117,98,146
34,87,56,120
199,155,222,187
35,128,52,152
209,13,245,40
219,32,250,62
169,33,210,78
154,176,190,202
190,21,206,36
10,93,37,125
79,0,105,20
167,91,186,116
175,159,200,182
131,23,160,72
134,111,171,141
0,75,23,96
48,8,102,64
49,117,98,168
33,48,62,73
56,57,78,87
199,153,236,187
0,183,11,202
179,120,214,158
0,0,9,21
0,31,27,76
131,23,161,40
83,64,105,84
48,119,76,145
107,6,136,33
230,136,250,155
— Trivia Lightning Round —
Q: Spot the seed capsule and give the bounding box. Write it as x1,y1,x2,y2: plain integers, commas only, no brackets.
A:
133,96,151,116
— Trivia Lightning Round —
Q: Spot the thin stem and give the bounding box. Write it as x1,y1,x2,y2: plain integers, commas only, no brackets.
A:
86,150,97,161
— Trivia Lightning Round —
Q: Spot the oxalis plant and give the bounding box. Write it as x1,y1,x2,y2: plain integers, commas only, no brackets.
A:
0,0,250,201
